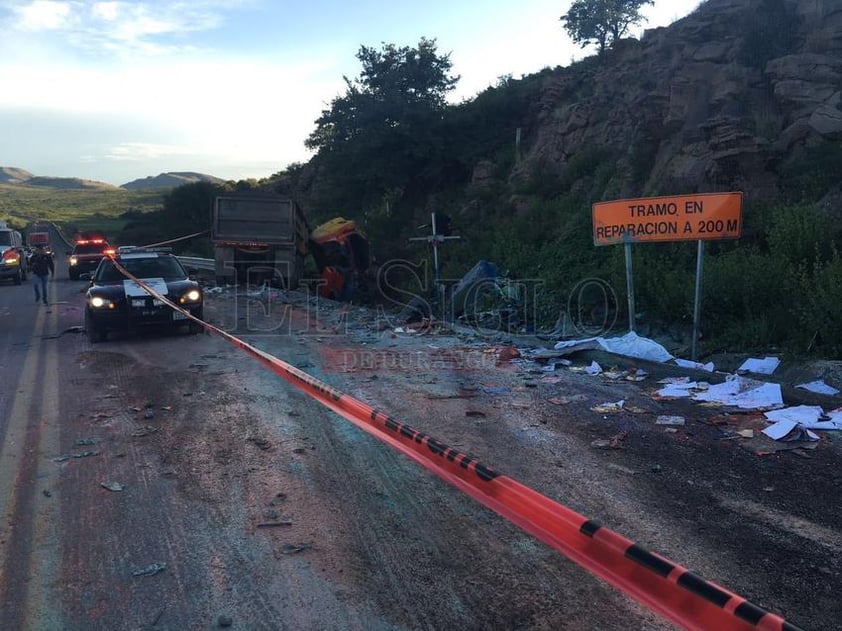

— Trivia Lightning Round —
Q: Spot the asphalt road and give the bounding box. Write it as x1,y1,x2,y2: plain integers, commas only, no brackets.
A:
0,232,838,630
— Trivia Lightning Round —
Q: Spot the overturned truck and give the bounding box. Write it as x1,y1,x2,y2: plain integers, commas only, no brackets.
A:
309,217,370,301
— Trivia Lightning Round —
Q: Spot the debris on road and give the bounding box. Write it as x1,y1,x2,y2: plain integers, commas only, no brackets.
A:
591,400,624,413
74,437,98,446
548,394,587,406
796,380,840,396
738,356,780,375
496,346,521,363
674,358,715,372
554,331,673,363
257,520,293,528
101,481,125,492
218,614,233,628
656,415,686,426
53,451,99,462
279,543,313,555
625,368,648,382
591,432,627,450
132,562,167,577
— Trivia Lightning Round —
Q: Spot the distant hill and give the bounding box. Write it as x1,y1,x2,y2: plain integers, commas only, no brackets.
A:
0,167,34,183
0,167,116,189
121,172,226,190
26,176,117,190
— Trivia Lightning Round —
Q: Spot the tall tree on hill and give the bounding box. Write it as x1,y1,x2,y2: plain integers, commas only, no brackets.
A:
306,38,459,212
560,0,654,54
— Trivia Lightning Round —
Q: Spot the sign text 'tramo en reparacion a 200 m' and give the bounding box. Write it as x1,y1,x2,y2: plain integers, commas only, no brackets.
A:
592,192,743,246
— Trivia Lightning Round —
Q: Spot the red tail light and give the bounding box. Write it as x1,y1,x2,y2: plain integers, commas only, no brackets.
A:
2,250,19,262
103,248,116,256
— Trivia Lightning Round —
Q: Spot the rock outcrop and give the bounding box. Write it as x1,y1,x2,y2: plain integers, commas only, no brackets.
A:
516,0,842,201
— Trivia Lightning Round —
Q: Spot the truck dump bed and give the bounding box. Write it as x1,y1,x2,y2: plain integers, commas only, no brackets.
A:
212,196,296,245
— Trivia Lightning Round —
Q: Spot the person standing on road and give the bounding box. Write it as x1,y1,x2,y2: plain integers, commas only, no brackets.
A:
30,244,54,305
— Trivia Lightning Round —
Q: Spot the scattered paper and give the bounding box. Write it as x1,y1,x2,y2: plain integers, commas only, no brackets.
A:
674,358,715,372
625,369,648,382
656,380,699,398
762,420,819,442
584,361,603,376
738,356,780,375
764,405,824,425
737,429,755,438
795,380,840,396
765,406,842,431
693,376,783,410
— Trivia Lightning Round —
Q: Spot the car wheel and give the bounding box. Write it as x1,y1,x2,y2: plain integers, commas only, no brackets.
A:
85,312,107,343
69,270,79,281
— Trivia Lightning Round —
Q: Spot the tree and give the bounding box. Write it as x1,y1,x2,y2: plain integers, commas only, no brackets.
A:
560,0,654,54
306,38,459,210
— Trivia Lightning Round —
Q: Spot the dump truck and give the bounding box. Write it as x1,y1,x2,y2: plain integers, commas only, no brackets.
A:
211,194,309,288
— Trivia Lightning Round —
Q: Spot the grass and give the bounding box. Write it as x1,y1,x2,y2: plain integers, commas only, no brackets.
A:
0,183,164,238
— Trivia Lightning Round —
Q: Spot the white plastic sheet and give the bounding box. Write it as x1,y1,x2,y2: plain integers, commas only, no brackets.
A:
554,332,673,363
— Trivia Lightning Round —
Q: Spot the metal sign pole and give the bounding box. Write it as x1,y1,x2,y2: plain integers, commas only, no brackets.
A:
430,212,440,287
624,242,636,332
691,240,705,361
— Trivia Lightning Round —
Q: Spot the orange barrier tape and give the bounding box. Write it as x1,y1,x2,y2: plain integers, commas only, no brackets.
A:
111,264,803,631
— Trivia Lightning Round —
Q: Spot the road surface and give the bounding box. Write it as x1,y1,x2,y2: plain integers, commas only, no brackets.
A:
0,238,837,629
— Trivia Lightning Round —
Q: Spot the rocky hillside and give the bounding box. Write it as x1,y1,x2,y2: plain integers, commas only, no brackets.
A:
514,0,842,204
0,167,33,183
121,172,225,190
0,167,115,189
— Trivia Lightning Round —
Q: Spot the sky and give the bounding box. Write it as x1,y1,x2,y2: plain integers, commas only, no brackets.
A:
0,1,703,186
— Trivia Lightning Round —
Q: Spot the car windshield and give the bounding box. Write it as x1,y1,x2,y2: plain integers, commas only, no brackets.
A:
0,232,13,246
96,256,186,282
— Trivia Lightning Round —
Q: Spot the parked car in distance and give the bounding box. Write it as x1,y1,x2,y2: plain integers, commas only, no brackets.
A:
68,238,114,280
0,223,29,285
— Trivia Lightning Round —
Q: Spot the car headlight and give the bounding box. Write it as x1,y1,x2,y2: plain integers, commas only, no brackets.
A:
179,289,202,303
69,256,78,266
89,296,114,309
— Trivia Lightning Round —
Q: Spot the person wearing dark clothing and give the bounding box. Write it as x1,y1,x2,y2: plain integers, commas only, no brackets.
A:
30,245,54,305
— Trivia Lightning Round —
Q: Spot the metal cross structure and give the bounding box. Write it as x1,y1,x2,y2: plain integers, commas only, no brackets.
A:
408,212,461,288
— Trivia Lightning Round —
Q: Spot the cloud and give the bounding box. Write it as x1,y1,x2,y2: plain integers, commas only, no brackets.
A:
104,141,198,162
10,0,72,31
1,1,245,56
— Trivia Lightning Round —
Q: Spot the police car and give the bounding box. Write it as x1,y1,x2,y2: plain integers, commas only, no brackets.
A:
84,248,203,343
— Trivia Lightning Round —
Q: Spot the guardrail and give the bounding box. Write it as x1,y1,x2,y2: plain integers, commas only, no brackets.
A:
177,256,214,272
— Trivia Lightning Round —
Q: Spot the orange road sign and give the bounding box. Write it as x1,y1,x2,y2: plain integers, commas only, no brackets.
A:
592,192,743,246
